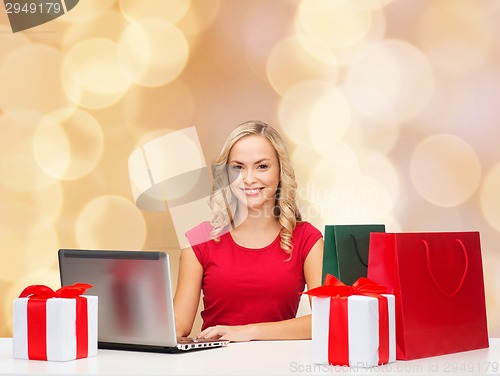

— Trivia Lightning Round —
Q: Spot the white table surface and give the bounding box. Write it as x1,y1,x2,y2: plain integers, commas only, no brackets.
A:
0,338,499,376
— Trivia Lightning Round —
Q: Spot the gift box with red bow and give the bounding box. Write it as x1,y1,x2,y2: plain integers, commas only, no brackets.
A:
13,283,98,362
304,275,396,368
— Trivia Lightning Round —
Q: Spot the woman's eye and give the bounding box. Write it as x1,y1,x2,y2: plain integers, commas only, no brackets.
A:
258,164,268,169
230,165,242,170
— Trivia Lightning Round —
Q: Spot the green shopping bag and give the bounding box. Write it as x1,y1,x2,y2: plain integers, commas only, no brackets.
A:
322,224,385,285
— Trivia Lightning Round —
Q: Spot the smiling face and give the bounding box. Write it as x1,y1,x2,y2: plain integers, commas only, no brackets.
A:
227,134,280,215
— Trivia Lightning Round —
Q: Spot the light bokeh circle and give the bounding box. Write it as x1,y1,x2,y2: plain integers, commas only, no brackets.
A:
242,1,304,83
0,182,63,237
76,195,147,250
279,80,339,148
62,38,132,109
0,111,57,192
311,143,361,188
345,86,400,154
32,108,104,181
266,35,339,96
177,0,221,39
308,87,351,151
410,134,482,207
62,11,128,50
290,146,324,190
118,19,189,87
306,171,394,226
293,142,361,206
418,0,492,76
296,7,387,67
480,162,500,232
347,0,395,11
345,39,435,122
119,0,191,24
297,0,373,48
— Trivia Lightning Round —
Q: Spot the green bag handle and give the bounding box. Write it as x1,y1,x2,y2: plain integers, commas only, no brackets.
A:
350,234,368,267
422,239,469,297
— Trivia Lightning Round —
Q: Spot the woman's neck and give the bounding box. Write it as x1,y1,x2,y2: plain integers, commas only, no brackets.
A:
232,205,281,233
230,208,281,249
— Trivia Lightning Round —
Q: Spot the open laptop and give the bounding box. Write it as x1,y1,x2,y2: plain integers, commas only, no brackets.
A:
58,249,229,353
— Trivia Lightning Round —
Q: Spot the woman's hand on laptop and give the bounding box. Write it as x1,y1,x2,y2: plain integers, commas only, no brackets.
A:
197,324,257,342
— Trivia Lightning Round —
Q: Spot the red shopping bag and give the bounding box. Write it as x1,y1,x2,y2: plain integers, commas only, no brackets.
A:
367,231,489,360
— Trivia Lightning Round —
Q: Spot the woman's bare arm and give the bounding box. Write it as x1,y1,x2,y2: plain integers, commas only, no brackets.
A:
173,247,203,337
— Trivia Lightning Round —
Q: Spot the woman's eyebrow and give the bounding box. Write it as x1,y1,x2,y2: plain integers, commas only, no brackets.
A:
228,158,271,165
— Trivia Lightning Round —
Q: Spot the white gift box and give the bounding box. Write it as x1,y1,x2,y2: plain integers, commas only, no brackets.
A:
312,294,396,367
13,295,98,361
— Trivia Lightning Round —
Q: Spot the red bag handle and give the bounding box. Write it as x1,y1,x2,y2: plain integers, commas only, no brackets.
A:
422,239,469,297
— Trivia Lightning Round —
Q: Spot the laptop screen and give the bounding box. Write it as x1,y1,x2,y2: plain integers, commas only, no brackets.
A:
58,249,178,348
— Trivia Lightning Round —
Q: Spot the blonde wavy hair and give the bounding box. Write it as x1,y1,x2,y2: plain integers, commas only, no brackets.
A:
209,120,302,256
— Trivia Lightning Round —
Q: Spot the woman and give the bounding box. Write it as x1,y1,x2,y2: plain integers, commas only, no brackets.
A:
173,120,323,342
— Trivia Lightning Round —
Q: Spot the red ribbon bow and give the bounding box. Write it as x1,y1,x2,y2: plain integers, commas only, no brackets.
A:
19,283,93,361
19,283,93,299
304,274,388,298
304,275,390,366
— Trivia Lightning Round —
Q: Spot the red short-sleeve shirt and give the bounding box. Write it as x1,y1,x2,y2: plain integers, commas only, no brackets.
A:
186,221,322,330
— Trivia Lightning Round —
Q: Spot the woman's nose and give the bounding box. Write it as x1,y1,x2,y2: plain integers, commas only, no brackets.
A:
243,170,256,184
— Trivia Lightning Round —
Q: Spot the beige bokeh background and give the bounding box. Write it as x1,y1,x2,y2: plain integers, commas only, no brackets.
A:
0,0,499,338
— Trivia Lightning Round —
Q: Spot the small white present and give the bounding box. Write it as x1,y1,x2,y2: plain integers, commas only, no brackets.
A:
305,275,395,367
13,283,98,362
